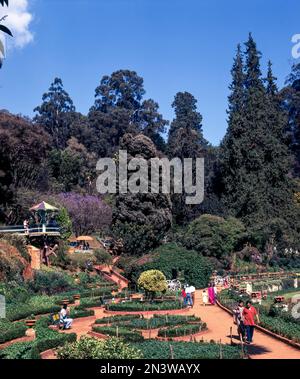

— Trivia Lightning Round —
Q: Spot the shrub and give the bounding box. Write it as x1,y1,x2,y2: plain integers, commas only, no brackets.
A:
0,317,77,359
69,252,97,271
138,270,167,298
28,270,75,295
94,249,113,265
132,340,242,359
180,214,246,262
92,325,144,342
57,336,143,359
0,319,27,344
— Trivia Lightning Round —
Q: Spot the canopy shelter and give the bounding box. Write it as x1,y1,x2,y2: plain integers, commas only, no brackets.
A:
29,201,59,228
29,201,58,212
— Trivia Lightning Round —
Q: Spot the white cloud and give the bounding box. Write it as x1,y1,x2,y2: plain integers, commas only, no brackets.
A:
0,0,33,49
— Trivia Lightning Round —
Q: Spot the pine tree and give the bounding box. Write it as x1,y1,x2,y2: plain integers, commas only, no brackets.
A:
167,92,208,224
220,35,293,229
34,78,75,149
281,63,300,176
219,44,246,211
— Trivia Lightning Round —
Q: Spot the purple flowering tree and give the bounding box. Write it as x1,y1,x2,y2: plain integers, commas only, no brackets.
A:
56,193,112,236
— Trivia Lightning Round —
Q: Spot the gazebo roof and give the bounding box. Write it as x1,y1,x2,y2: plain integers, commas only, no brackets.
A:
29,201,58,212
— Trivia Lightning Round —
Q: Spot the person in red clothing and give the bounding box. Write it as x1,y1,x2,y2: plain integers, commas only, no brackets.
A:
243,300,260,344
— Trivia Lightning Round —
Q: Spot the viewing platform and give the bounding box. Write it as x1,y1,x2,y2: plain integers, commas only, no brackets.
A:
0,225,61,237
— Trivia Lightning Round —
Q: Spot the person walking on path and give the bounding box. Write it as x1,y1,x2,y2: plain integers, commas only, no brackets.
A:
243,300,260,344
233,300,246,341
208,283,216,305
184,285,193,307
202,289,208,306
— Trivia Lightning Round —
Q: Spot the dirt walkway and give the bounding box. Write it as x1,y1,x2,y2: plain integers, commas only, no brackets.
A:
61,290,300,359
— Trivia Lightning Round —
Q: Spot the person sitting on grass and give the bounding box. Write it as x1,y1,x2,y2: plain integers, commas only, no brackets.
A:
59,304,73,330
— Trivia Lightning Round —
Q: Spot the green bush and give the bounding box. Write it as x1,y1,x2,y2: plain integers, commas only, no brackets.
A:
106,300,185,312
57,336,143,359
132,340,242,359
180,214,246,262
157,323,206,338
28,270,75,295
94,249,113,265
69,252,96,271
6,294,62,321
92,325,144,342
138,270,167,298
0,317,77,359
0,319,27,344
130,243,213,288
0,341,40,359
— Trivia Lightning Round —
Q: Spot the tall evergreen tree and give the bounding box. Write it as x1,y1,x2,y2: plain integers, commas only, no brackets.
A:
167,92,208,224
220,35,293,229
281,63,300,176
34,78,76,149
89,70,167,154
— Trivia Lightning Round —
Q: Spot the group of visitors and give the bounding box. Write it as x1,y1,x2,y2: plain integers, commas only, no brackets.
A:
181,284,196,307
233,300,260,344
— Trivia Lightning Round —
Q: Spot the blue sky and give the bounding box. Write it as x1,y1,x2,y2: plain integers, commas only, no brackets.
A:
0,0,300,145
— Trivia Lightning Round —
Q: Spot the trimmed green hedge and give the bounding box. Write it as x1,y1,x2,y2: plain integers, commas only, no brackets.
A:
106,300,185,312
92,325,144,342
120,315,201,330
259,314,300,343
132,340,242,359
0,319,27,344
0,317,77,359
70,307,95,319
95,315,141,324
157,323,206,338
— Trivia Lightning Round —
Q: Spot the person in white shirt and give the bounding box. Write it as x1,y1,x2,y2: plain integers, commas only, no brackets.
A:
59,304,73,329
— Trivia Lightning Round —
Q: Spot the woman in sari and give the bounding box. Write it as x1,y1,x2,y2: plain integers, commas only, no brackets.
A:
208,283,216,305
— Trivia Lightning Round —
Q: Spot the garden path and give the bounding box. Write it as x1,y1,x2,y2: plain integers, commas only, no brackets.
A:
54,290,300,359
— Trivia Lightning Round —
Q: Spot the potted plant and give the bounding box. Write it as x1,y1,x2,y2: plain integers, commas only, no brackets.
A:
25,315,36,328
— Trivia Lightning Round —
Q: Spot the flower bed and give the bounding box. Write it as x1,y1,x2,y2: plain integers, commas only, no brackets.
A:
132,340,242,359
116,315,202,330
92,325,144,342
95,314,140,324
157,323,206,338
0,319,27,344
106,300,185,312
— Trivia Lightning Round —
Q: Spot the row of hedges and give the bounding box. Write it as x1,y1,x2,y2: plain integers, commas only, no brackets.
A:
92,325,144,342
95,315,140,324
132,340,242,359
157,323,206,338
106,300,185,312
0,317,77,359
114,315,201,330
0,319,27,344
259,314,300,343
